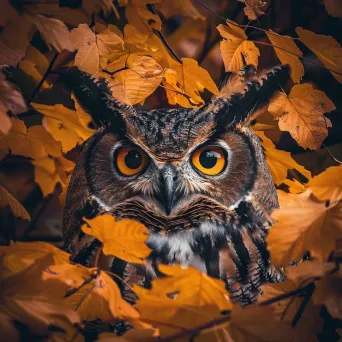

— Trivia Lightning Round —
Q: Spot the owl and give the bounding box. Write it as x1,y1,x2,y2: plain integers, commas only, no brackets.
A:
62,64,290,305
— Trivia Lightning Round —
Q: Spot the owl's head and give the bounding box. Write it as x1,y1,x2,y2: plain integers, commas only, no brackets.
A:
63,65,289,239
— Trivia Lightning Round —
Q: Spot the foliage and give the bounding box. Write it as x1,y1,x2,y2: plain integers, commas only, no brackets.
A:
0,0,342,341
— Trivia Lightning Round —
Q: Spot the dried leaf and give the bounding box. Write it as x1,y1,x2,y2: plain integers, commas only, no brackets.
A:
268,84,336,150
256,132,311,185
267,195,342,264
28,14,74,52
324,0,342,18
217,23,260,73
167,57,219,108
155,0,205,20
296,27,342,83
134,264,232,339
283,179,306,194
32,103,94,153
265,30,304,83
308,165,342,203
238,0,268,20
124,0,162,35
82,215,151,264
0,72,27,134
71,24,100,75
0,186,30,221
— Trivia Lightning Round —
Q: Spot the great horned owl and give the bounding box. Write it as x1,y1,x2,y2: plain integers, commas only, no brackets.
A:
62,64,290,305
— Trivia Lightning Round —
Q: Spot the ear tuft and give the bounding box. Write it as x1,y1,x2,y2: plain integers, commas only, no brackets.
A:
61,67,134,130
200,64,290,133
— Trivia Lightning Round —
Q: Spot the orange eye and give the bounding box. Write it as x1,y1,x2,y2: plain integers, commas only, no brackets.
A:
116,146,148,176
191,146,226,176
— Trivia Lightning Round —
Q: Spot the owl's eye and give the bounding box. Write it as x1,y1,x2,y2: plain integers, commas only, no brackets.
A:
191,146,226,175
115,146,149,176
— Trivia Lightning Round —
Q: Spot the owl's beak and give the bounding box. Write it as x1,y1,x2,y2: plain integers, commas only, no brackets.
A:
158,165,177,216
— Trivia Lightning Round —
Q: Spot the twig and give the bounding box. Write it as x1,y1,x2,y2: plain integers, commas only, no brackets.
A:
157,313,232,342
64,270,99,298
292,283,315,327
27,52,59,105
148,4,183,64
322,144,342,164
252,40,342,76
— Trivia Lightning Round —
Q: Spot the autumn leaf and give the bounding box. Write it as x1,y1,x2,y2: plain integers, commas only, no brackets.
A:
255,131,311,185
167,58,219,108
266,30,304,83
267,195,342,264
0,186,30,221
268,84,336,150
134,264,232,339
284,179,306,194
82,215,151,264
114,55,163,105
33,155,74,197
0,118,62,160
296,27,342,83
32,103,94,153
0,71,27,134
238,0,268,20
324,0,342,19
217,23,260,73
28,14,74,53
98,328,158,342
71,24,100,75
226,305,311,342
123,0,162,36
308,165,342,203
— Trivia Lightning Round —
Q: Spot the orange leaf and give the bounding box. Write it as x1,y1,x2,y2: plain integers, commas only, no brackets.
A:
268,84,336,150
0,186,30,221
82,215,151,264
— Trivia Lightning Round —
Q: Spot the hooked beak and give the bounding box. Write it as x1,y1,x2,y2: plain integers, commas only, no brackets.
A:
158,165,177,216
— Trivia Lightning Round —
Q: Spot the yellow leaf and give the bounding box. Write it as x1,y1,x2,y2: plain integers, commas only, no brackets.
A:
70,24,100,75
155,0,205,20
217,23,260,73
296,27,342,83
82,215,151,264
124,0,162,36
308,165,342,203
33,156,74,197
18,60,50,89
265,30,304,83
28,14,74,53
97,28,124,56
267,195,342,264
134,264,232,339
0,186,30,221
256,132,311,185
32,103,93,153
324,0,342,18
124,24,148,45
283,178,306,194
0,72,27,134
268,84,336,150
0,118,61,160
0,241,69,278
114,55,163,105
168,58,219,108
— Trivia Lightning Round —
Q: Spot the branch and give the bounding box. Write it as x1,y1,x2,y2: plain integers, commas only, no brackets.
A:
157,313,232,342
27,52,59,105
147,4,183,64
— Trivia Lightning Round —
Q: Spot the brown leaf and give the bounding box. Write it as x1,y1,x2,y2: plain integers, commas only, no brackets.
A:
238,0,268,20
255,132,311,185
268,84,336,150
308,165,342,203
217,23,260,73
0,186,30,221
324,0,342,18
155,0,205,20
28,14,74,52
296,27,342,83
265,30,304,83
267,195,342,264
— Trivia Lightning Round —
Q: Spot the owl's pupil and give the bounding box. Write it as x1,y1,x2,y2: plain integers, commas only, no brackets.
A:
199,150,220,169
125,150,142,169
